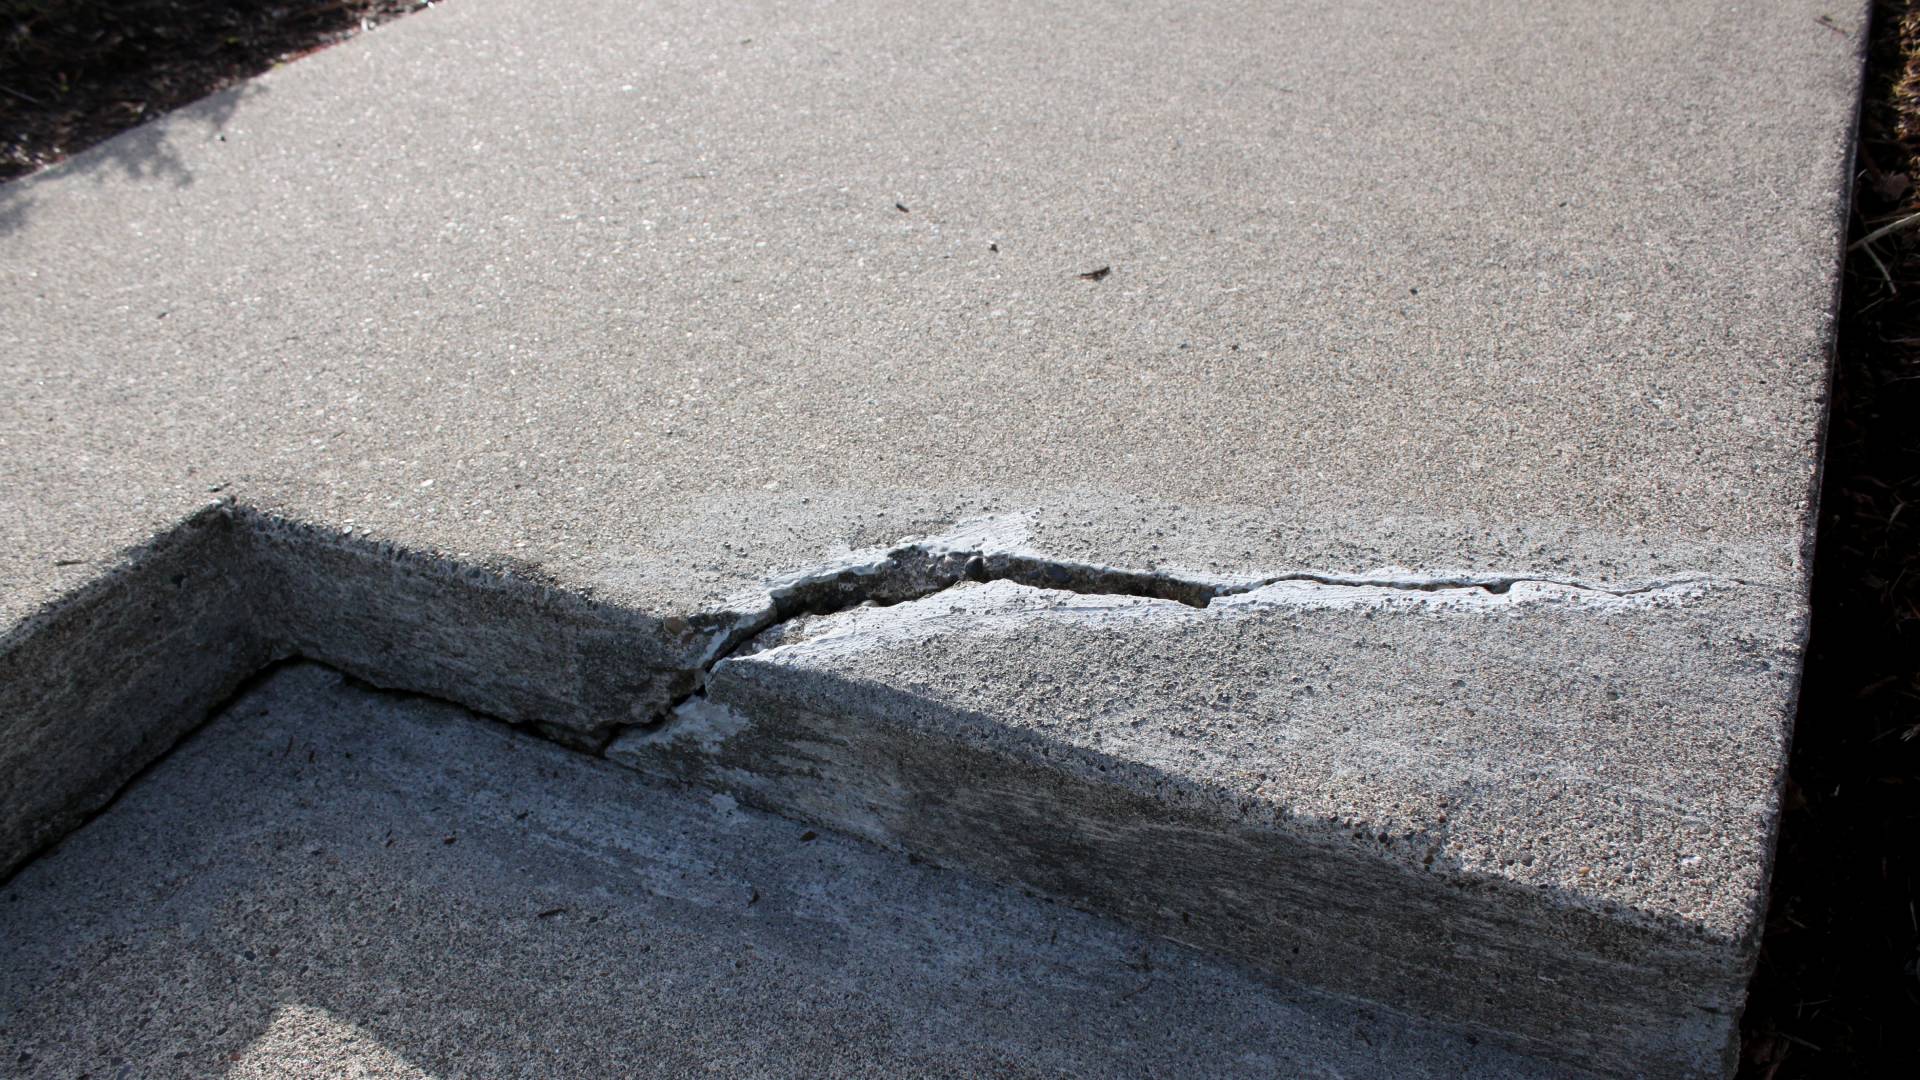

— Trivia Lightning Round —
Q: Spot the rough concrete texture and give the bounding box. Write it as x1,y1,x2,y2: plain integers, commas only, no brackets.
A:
0,664,1564,1078
0,505,709,874
0,0,1864,624
0,0,1871,1076
0,509,274,871
614,575,1799,1073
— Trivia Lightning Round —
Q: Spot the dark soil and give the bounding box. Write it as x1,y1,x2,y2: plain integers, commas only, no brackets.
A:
1738,3,1920,1076
2,0,435,182
3,0,1918,1075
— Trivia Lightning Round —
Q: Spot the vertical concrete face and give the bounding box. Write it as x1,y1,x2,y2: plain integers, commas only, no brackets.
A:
235,511,716,750
0,506,724,876
611,578,1801,1075
0,510,274,875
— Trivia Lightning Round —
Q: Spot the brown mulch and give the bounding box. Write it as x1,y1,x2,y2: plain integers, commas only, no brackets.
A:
2,0,435,182
1738,3,1920,1076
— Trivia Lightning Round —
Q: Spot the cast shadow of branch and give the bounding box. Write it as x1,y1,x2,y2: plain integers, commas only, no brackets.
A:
0,81,261,238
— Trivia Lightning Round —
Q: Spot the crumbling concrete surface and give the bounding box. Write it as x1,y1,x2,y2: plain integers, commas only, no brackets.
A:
615,572,1798,1072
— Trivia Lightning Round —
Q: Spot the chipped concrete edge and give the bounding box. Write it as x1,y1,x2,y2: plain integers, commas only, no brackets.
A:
0,494,1776,888
0,497,1790,1078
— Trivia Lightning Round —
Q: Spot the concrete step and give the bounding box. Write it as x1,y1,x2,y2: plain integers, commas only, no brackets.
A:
0,0,1871,1076
0,506,1790,1075
609,563,1794,1076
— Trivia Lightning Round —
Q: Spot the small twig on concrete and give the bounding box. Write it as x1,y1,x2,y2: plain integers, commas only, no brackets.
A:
1849,209,1920,250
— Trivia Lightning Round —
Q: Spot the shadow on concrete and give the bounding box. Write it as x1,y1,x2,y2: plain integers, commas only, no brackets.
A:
0,501,1714,1076
0,664,1533,1077
0,83,257,237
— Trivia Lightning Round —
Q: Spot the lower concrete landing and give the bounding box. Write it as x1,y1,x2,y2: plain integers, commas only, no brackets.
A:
0,663,1552,1078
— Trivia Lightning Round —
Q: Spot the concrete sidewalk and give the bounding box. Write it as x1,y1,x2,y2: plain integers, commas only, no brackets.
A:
0,1,1869,1075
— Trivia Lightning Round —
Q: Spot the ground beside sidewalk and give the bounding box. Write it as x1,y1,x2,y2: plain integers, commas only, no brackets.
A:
2,0,437,181
1737,3,1920,1074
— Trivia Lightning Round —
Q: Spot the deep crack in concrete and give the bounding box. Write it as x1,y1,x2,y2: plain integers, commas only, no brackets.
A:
2,499,1745,882
631,525,1738,745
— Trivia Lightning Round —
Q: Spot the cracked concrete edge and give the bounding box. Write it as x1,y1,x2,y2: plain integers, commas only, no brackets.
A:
696,507,1774,657
621,511,1779,752
0,496,1789,1078
607,578,1774,1077
1,498,1780,872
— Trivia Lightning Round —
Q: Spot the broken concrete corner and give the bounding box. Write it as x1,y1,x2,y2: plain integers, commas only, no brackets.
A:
613,572,1797,1074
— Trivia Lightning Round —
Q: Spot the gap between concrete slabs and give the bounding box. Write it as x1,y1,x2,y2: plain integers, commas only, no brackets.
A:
0,497,1798,1077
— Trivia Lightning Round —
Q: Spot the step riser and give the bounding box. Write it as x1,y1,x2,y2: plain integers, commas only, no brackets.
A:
0,505,1763,1079
242,514,704,752
0,511,271,877
612,667,1740,1077
1,506,700,876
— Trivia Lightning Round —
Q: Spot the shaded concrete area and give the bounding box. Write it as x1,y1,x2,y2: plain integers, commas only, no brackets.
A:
0,664,1553,1078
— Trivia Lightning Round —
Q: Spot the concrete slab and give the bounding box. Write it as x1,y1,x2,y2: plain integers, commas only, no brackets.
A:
0,0,1861,620
0,663,1558,1077
613,574,1798,1072
0,0,1870,1075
